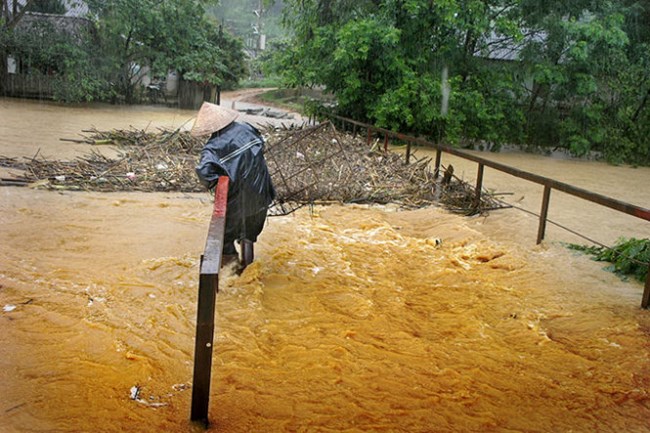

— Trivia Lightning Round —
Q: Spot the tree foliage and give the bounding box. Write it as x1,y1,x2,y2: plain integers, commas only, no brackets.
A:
567,238,650,282
24,0,66,14
271,0,650,164
0,4,108,102
86,0,246,102
1,0,248,103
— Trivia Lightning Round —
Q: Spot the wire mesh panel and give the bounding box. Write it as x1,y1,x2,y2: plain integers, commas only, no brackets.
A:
262,120,510,217
265,121,358,216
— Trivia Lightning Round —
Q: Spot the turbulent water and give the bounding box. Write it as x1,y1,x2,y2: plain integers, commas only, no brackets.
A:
1,98,649,432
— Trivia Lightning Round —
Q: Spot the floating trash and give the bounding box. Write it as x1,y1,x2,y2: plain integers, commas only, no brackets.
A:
129,385,141,400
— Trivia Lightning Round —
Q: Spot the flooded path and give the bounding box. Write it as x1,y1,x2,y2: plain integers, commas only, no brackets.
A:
395,145,650,247
1,97,649,432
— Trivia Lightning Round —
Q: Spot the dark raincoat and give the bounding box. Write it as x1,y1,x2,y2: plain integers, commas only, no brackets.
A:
195,122,275,248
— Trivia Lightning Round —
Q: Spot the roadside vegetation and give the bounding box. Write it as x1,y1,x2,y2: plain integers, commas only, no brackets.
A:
264,0,650,166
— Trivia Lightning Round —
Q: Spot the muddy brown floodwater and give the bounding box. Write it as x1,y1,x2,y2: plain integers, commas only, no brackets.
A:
1,97,650,433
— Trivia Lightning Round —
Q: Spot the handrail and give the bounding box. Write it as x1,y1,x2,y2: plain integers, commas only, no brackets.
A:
327,113,650,221
326,113,650,309
191,175,229,426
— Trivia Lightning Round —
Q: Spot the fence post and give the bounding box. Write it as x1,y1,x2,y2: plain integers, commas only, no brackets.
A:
191,176,229,426
367,127,372,147
537,185,552,244
474,163,484,208
642,266,650,309
384,133,389,152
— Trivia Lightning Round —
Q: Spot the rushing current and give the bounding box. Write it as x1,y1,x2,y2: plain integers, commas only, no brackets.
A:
1,97,649,433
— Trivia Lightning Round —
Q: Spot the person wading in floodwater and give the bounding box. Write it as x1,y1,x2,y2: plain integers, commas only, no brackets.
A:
191,102,275,268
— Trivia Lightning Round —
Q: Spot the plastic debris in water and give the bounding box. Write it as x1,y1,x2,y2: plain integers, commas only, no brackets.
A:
129,385,168,408
3,304,16,312
130,385,141,400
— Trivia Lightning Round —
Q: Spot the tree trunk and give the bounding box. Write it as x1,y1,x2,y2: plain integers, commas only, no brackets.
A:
0,52,7,95
631,87,650,123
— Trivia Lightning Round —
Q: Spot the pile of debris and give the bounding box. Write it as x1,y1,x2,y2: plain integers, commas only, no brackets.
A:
1,128,204,192
0,122,504,215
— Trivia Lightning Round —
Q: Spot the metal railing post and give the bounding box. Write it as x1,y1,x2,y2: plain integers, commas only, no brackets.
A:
642,267,650,309
474,163,484,208
537,185,552,244
191,176,230,426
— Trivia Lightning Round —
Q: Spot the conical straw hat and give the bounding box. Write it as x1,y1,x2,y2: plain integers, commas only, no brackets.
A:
190,102,239,137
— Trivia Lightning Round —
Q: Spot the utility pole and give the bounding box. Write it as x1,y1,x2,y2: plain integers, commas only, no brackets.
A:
253,0,265,55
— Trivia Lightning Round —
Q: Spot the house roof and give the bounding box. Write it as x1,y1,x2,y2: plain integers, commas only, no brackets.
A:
5,0,92,39
15,12,93,36
479,31,547,62
6,0,89,18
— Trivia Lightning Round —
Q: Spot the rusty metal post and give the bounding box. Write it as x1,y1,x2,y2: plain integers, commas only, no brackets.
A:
537,185,552,244
366,127,372,146
384,133,389,152
434,149,442,179
474,163,484,207
642,266,650,309
191,271,218,426
191,176,229,426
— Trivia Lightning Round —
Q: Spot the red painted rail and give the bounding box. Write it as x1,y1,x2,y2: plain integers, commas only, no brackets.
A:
191,175,229,426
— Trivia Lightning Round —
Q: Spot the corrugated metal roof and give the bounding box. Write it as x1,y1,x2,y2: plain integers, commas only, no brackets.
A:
62,0,89,17
6,0,89,17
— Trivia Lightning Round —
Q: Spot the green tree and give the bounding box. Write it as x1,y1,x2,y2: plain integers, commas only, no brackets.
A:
276,0,524,146
1,2,107,102
1,0,33,93
273,0,650,164
87,0,247,103
24,0,66,14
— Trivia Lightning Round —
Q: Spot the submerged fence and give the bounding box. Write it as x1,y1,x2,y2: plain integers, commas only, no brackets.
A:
324,113,650,309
